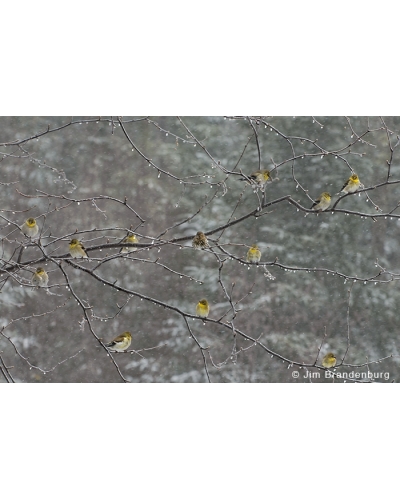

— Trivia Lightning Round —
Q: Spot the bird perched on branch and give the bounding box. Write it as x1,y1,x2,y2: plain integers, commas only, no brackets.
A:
31,267,49,287
105,331,132,352
310,192,331,212
69,238,88,258
239,170,271,189
338,173,361,195
246,244,262,263
120,233,140,253
196,299,210,318
21,217,39,238
192,231,209,250
322,352,337,368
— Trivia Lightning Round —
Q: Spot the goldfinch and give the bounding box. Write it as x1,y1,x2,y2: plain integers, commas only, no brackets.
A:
246,244,261,263
310,192,331,212
31,267,49,287
69,238,88,258
21,217,39,238
192,231,209,250
240,170,271,189
339,173,361,194
322,352,337,368
120,233,140,253
105,331,132,352
196,299,210,318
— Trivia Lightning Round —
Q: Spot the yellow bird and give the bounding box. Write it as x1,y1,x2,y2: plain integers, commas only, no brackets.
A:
120,233,140,253
31,267,49,287
21,217,39,238
246,244,261,263
196,299,210,318
322,352,337,368
105,331,132,352
310,192,331,212
339,173,361,194
69,238,88,258
240,170,271,188
192,231,209,250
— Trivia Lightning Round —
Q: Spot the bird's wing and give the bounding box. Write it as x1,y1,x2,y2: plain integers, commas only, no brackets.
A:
341,179,349,191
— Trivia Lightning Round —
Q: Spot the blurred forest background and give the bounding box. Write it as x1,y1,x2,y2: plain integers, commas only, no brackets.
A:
1,116,400,382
